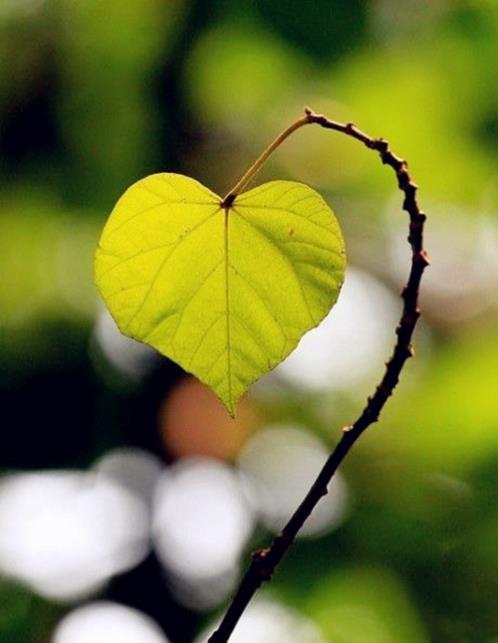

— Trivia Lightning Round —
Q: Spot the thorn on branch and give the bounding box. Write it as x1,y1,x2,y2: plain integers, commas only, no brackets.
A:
401,311,420,326
377,384,393,398
397,171,411,188
415,250,431,266
404,344,415,358
251,548,273,582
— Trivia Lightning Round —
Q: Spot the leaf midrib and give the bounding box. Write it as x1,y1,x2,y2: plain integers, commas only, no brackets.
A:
224,208,233,413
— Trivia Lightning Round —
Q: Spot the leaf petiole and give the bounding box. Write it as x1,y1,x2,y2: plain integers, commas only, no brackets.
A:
221,113,311,208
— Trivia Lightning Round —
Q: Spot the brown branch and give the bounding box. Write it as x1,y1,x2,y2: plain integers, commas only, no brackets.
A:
208,108,430,643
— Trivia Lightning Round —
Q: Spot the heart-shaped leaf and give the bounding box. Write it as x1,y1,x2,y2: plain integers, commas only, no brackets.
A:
95,173,345,414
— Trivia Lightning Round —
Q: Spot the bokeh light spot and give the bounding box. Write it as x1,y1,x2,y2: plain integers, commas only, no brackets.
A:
159,378,259,460
238,425,348,537
197,596,325,643
53,601,169,643
270,267,399,392
152,458,254,609
93,309,159,381
0,470,149,602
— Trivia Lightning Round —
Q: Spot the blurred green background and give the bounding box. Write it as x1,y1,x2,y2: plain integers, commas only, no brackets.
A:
1,1,498,642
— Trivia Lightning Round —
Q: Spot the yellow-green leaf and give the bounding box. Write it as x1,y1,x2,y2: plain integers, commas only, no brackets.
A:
94,173,345,414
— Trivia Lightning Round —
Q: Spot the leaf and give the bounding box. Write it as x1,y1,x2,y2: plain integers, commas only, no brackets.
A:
94,173,346,415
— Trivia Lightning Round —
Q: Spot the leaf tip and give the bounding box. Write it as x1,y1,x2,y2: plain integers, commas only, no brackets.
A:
224,399,237,418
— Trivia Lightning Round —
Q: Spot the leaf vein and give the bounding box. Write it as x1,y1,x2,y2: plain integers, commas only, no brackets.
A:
123,209,221,333
187,313,225,370
108,200,219,237
233,207,316,325
229,262,287,345
168,258,224,347
97,241,177,280
234,203,333,234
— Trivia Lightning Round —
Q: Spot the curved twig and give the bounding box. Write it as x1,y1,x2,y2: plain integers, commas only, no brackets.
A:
208,108,430,643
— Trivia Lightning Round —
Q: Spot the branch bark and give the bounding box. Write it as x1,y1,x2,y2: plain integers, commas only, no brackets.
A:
209,108,430,643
